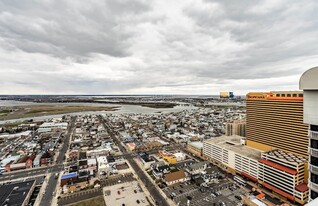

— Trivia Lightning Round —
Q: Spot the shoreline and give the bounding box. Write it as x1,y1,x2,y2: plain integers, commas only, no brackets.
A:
0,105,119,122
0,99,178,109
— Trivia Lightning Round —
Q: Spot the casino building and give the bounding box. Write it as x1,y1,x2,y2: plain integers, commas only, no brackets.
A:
245,91,308,157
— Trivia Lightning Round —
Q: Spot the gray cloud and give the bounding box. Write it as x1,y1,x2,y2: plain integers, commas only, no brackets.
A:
0,0,318,95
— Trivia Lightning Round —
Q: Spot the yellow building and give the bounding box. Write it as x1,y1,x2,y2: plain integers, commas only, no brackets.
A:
220,91,234,98
159,150,177,164
246,91,308,157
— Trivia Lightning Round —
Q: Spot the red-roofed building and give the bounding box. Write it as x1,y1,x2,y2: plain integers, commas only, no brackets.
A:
296,183,309,193
258,159,297,175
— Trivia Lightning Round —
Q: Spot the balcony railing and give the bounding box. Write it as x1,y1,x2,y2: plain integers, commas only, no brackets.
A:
311,165,318,175
309,130,318,140
310,181,318,193
310,148,318,157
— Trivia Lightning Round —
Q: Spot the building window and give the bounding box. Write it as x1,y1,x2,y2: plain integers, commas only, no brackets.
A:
311,173,318,184
311,191,318,200
292,94,297,97
311,125,318,132
276,94,280,97
281,94,286,97
287,94,291,97
299,94,303,97
311,156,318,166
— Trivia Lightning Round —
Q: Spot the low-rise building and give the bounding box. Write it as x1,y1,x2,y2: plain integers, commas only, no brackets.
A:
163,170,189,186
87,158,97,174
185,161,208,175
152,165,171,179
174,152,186,162
138,152,155,169
159,150,185,164
86,148,111,158
186,141,203,157
97,156,110,175
60,172,78,187
33,153,42,167
126,143,136,151
39,122,68,130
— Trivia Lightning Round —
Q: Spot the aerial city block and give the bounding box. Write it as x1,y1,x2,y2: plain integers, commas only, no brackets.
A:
1,1,318,206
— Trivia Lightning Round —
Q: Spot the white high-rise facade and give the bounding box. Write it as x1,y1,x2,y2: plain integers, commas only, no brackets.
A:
300,67,318,202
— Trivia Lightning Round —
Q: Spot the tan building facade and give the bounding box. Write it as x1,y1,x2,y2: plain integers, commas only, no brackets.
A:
246,91,308,157
225,119,246,137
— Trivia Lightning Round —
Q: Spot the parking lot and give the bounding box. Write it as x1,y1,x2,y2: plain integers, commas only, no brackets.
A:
163,179,246,206
103,181,150,206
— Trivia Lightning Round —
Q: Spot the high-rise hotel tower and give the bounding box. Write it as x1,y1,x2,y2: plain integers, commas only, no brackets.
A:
300,67,318,202
246,91,308,157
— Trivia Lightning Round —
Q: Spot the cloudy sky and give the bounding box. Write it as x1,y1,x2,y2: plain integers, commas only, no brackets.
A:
0,0,318,95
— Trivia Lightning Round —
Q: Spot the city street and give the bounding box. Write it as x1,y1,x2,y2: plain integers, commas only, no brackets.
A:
39,116,76,206
99,115,170,206
0,165,63,182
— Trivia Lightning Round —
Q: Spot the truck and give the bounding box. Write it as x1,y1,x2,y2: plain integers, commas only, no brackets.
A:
54,173,59,179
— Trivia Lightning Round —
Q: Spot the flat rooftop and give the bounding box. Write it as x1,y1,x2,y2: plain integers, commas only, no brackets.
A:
205,135,262,160
189,141,203,149
263,149,307,165
0,180,35,206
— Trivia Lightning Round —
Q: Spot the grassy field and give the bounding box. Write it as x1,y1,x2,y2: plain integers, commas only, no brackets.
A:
0,105,118,121
68,196,105,206
0,109,10,116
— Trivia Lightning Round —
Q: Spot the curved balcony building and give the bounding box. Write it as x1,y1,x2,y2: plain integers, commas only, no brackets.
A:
300,66,318,202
